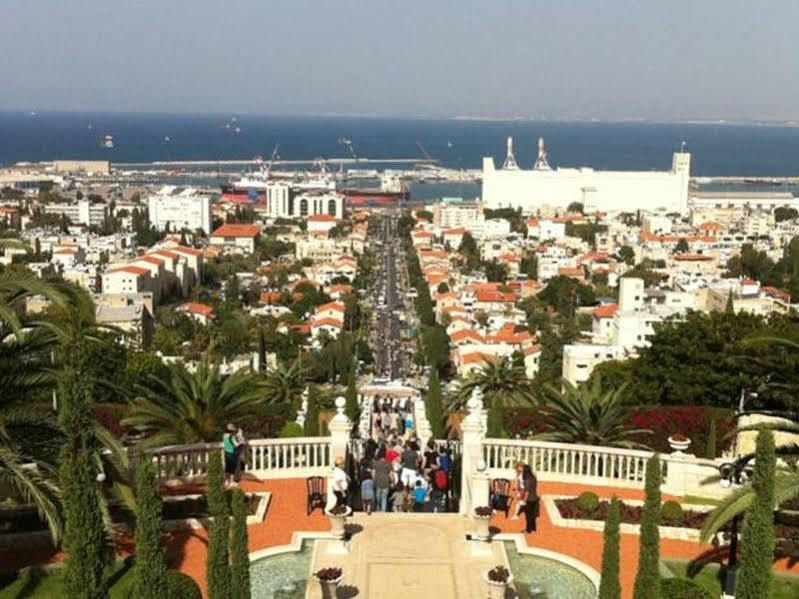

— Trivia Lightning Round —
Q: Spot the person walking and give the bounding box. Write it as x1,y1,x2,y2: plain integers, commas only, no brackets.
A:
332,456,349,508
373,448,393,512
361,472,375,515
399,441,419,487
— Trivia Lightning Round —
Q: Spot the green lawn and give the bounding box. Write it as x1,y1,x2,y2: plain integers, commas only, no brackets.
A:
0,563,134,599
665,559,799,599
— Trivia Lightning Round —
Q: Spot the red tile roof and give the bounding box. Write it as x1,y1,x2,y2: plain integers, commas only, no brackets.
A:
311,318,344,329
308,214,337,222
134,256,164,265
171,245,203,257
316,301,346,314
593,303,619,318
211,223,260,238
176,303,215,318
475,290,517,303
108,266,149,276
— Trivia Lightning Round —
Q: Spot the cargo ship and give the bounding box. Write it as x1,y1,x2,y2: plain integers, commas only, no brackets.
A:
341,172,409,207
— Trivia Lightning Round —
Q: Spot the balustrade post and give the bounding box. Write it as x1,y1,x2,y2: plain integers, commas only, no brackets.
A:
327,396,353,508
460,388,487,515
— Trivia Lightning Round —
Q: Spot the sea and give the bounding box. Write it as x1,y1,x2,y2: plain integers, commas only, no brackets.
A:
2,112,799,201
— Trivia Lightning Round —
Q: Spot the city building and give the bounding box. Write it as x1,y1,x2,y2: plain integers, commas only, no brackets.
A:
482,137,691,215
43,200,108,227
209,223,260,254
147,186,213,234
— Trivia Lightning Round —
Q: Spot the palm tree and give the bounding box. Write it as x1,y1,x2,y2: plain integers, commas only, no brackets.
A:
123,360,267,447
450,356,536,437
451,355,535,411
262,358,308,408
535,378,651,449
0,268,65,540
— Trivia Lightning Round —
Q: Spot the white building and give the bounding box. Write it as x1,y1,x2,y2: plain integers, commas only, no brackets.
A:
147,186,213,234
209,223,260,254
482,137,691,215
431,201,484,229
44,200,108,227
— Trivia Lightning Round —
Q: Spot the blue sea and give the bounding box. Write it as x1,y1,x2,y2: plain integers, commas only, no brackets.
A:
2,112,799,177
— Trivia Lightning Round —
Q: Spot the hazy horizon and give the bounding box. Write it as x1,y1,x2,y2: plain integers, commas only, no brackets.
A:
2,0,798,121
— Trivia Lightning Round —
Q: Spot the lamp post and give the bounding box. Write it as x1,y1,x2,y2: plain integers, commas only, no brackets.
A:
717,460,754,597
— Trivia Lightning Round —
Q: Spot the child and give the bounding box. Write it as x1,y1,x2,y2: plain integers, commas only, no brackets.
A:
413,480,426,512
391,482,406,513
361,472,375,515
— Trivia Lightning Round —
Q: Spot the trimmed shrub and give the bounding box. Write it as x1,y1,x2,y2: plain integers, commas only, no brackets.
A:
132,459,169,598
737,428,776,599
661,501,683,526
660,578,713,599
705,417,716,459
230,489,251,599
633,454,661,599
575,492,600,514
206,452,231,599
598,496,621,599
279,421,304,438
166,571,203,599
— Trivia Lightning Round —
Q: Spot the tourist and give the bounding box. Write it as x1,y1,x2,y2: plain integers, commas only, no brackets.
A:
233,426,248,483
399,441,419,487
423,439,439,473
516,463,539,533
332,456,349,508
361,471,375,515
373,447,393,512
223,423,239,486
391,482,406,513
412,480,426,512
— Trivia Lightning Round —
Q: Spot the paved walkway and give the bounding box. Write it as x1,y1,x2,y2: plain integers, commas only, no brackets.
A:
3,477,799,598
308,513,504,598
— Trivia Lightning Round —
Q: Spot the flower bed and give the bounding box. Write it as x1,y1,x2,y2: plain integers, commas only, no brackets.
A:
555,497,707,529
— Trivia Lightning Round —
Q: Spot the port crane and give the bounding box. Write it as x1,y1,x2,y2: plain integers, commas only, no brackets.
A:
338,137,358,162
258,144,280,178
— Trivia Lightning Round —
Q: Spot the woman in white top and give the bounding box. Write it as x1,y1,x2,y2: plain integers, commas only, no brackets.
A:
332,456,349,508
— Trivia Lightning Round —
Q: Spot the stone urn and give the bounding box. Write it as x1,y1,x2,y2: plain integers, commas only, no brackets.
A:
325,505,352,540
314,568,342,599
483,567,513,599
473,506,493,542
668,434,691,453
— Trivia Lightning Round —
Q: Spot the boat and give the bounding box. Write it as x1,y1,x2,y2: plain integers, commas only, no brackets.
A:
101,135,115,149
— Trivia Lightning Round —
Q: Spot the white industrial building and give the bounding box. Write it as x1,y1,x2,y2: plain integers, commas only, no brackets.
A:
482,137,692,215
147,186,213,234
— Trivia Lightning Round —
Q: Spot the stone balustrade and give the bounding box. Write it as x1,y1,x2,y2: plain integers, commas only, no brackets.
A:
148,437,332,482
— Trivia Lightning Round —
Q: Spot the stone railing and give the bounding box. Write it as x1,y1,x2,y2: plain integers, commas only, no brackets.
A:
148,437,332,481
482,438,654,488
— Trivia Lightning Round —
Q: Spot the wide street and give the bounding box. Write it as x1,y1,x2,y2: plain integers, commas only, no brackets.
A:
370,213,414,381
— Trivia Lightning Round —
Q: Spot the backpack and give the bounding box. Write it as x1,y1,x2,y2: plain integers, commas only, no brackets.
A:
434,469,448,491
439,454,452,473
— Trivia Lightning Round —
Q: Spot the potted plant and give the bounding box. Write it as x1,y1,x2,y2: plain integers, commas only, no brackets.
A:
325,504,352,540
473,505,493,541
483,565,513,599
668,433,691,453
314,567,343,599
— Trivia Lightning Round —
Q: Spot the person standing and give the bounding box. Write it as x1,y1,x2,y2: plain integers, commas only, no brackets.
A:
399,441,419,487
223,424,238,487
332,456,349,508
373,448,393,512
517,463,539,533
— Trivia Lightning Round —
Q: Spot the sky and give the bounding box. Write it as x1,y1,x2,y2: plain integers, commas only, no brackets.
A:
1,0,798,121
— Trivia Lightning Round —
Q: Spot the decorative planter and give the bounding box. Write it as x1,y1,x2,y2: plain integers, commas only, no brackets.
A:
316,576,342,599
483,570,513,599
668,435,691,453
473,514,492,542
325,506,352,540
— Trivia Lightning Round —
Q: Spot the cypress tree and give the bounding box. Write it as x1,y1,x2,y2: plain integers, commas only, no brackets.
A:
598,496,621,599
633,454,661,599
344,362,359,424
60,363,108,599
425,368,445,438
230,489,251,599
725,290,735,314
206,451,231,599
304,387,320,437
133,458,169,598
705,417,717,460
737,428,776,599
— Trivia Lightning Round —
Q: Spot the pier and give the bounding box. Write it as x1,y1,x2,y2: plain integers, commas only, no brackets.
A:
112,157,437,169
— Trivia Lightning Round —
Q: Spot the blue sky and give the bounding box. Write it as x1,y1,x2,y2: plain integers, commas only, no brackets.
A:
1,0,797,120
